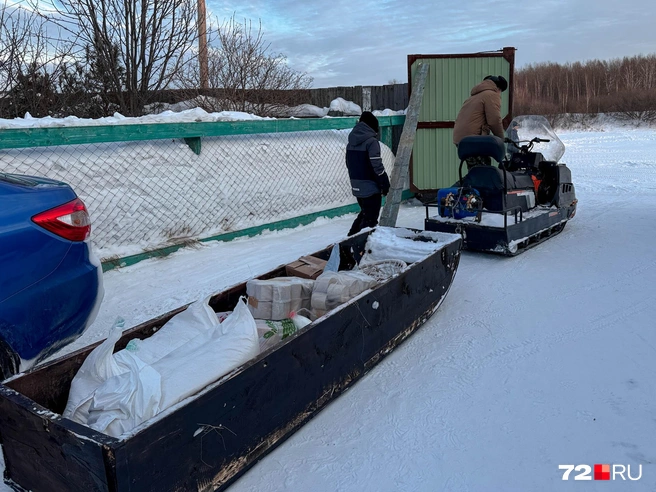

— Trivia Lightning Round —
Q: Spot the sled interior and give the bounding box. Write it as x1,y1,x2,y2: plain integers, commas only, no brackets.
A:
3,232,375,415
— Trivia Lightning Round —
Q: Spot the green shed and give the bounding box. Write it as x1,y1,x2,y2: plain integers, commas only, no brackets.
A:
408,48,516,193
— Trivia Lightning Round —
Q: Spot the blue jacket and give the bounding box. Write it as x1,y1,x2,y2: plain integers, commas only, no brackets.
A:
345,122,385,198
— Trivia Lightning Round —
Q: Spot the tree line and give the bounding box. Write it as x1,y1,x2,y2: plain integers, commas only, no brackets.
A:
0,0,312,119
514,54,656,119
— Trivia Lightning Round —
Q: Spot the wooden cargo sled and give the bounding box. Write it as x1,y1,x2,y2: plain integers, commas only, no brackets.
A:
0,226,461,492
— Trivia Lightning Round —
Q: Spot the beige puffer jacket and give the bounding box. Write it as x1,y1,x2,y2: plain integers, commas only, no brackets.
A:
452,79,504,145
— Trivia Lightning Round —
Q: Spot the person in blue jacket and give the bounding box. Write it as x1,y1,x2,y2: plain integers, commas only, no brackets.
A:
345,111,391,236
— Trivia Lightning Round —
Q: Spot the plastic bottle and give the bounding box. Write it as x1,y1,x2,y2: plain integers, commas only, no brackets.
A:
289,311,312,330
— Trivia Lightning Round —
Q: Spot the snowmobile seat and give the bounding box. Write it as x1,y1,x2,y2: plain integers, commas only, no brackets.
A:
462,167,512,211
457,135,506,163
458,136,536,212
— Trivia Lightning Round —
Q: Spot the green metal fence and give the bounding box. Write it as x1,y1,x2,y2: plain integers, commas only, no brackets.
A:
0,116,406,269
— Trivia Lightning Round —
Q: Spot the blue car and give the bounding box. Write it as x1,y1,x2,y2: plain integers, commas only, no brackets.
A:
0,173,104,379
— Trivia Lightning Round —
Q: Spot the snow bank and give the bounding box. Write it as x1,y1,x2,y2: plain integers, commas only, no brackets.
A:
329,97,362,115
0,108,273,130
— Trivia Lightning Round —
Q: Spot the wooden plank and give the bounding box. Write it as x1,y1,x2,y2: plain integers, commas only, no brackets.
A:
379,62,430,227
0,116,405,150
407,50,512,65
380,126,393,150
362,87,372,111
183,136,202,155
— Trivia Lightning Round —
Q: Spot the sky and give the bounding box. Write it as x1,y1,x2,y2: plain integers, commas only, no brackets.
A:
207,0,656,88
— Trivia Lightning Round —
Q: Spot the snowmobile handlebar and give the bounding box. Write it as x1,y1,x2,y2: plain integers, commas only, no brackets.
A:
504,136,550,153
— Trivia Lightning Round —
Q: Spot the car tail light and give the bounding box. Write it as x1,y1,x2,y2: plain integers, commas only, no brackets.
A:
32,198,92,241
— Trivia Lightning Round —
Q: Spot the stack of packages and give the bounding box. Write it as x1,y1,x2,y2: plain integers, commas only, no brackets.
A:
245,247,381,351
246,277,315,352
243,229,434,351
246,277,315,320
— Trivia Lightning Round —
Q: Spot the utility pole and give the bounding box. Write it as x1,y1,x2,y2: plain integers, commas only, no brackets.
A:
197,0,209,89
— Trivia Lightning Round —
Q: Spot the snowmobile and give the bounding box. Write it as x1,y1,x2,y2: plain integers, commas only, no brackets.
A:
424,115,577,255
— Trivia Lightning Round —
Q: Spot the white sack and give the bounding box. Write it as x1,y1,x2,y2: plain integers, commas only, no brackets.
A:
64,296,259,438
153,297,259,412
85,352,162,437
119,296,220,365
63,324,126,424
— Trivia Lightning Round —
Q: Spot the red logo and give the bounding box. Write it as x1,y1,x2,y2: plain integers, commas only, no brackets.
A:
594,464,611,480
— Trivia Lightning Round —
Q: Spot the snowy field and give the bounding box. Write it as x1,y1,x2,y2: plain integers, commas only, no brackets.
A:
3,126,656,490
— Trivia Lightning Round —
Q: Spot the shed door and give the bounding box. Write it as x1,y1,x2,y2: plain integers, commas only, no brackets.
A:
408,48,515,192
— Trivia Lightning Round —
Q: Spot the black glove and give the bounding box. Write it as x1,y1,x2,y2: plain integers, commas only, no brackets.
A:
378,172,391,196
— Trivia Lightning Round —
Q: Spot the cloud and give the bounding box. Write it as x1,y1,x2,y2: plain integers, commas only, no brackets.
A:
206,0,656,87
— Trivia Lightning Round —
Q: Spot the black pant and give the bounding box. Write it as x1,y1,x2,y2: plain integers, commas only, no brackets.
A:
348,194,382,236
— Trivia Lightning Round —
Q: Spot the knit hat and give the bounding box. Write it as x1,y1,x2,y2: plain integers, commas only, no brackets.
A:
484,75,508,92
359,111,379,133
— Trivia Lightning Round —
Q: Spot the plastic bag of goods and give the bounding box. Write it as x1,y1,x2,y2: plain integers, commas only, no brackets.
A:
255,310,313,352
361,226,444,264
311,271,377,317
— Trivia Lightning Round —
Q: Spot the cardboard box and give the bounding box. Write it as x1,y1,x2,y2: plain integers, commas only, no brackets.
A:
285,255,328,280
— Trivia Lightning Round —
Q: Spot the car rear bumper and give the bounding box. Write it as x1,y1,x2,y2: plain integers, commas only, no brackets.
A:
0,241,103,364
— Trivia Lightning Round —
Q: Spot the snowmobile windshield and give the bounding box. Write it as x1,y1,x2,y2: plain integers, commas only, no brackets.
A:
505,115,566,162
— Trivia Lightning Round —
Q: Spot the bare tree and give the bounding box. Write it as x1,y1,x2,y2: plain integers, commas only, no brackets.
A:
32,0,200,115
179,15,313,117
0,1,76,117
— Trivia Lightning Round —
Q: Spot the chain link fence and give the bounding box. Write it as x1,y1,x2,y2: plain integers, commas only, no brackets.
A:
0,128,396,260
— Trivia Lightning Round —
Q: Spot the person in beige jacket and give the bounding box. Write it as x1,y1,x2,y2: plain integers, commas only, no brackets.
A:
453,75,508,169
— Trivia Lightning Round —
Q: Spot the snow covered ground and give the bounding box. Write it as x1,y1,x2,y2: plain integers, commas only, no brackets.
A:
2,126,656,490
